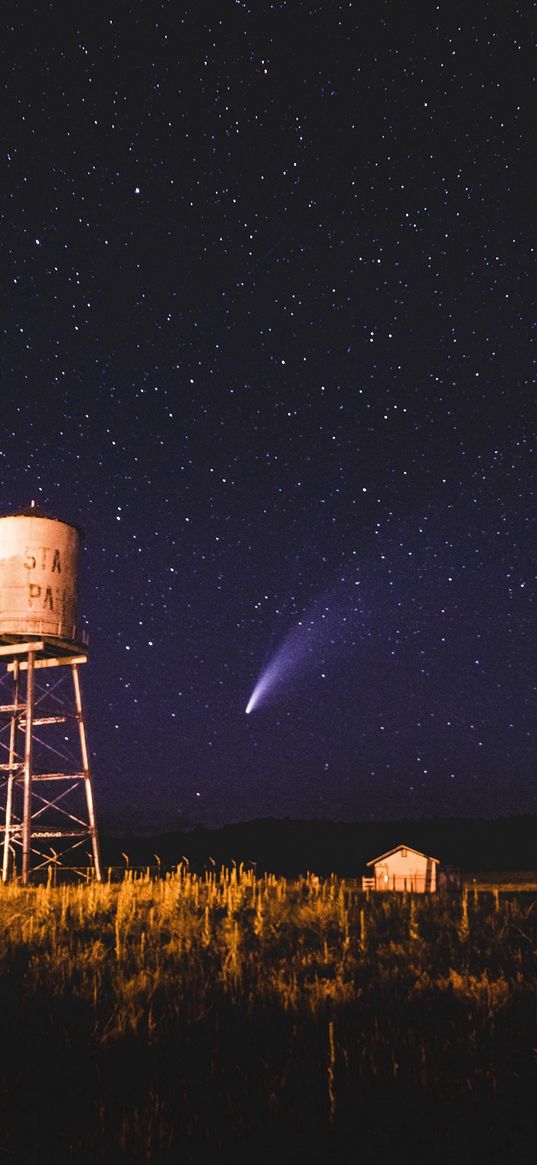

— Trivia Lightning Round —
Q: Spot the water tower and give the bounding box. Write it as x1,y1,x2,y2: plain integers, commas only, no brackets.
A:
0,507,101,883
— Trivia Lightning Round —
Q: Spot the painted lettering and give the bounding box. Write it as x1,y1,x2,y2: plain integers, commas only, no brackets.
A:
43,586,54,610
28,583,41,605
52,549,61,573
24,549,36,570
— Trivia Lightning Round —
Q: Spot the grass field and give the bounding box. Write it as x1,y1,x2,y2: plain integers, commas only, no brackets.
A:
0,867,535,1163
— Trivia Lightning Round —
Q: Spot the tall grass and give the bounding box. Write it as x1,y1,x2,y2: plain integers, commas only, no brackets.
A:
0,868,535,1163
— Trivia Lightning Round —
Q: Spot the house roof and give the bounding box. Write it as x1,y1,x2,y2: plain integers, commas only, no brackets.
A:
366,844,440,868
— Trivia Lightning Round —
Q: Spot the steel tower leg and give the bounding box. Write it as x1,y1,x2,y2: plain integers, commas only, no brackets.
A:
2,660,19,883
72,663,102,881
22,650,35,886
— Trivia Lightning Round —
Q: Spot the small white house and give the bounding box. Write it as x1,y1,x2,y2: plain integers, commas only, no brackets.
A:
362,844,439,892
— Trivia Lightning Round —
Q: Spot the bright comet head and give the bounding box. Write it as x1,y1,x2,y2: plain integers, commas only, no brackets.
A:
245,689,260,714
245,660,283,715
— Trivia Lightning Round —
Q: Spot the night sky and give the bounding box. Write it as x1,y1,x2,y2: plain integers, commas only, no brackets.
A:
1,3,536,829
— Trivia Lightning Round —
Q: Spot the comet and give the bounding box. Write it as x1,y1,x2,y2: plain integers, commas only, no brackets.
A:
245,571,364,714
245,640,308,714
245,651,296,713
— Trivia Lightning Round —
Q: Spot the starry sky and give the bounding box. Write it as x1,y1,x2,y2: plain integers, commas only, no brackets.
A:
1,2,536,829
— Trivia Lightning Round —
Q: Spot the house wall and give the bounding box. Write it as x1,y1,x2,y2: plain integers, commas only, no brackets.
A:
373,849,437,892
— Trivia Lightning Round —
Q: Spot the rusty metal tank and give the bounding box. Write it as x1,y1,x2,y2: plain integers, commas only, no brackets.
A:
0,510,86,651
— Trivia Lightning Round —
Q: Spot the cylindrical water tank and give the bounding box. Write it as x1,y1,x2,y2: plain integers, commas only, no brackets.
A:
0,512,84,648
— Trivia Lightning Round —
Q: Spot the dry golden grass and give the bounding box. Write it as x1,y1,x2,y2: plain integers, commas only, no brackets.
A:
0,868,535,1163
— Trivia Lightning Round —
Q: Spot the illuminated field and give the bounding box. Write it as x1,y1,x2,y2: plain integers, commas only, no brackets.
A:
0,869,535,1163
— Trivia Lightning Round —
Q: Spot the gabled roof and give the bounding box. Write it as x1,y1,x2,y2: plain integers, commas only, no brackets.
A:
366,843,439,868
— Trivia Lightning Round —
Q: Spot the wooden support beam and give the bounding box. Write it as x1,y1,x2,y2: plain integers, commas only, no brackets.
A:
25,772,86,781
0,641,44,658
20,716,69,727
7,654,87,673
